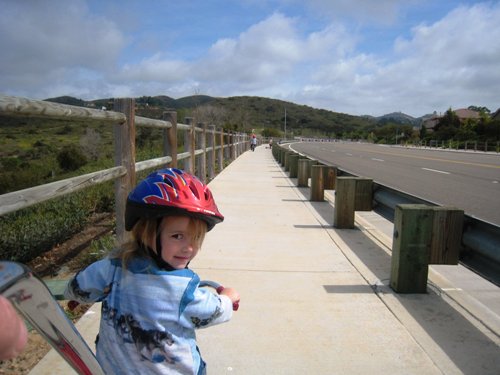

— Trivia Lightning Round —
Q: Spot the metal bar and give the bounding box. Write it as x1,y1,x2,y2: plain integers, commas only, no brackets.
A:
0,261,104,375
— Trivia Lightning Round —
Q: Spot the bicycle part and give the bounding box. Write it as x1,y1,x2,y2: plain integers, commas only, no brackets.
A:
0,261,104,375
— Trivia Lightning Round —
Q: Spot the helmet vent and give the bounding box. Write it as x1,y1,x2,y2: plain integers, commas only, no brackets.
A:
189,183,200,199
163,176,175,188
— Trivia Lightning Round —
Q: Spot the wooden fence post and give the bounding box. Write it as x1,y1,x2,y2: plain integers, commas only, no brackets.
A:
218,129,224,172
113,98,136,244
390,205,433,293
333,177,356,228
208,125,216,180
183,117,193,173
196,123,207,182
310,165,325,201
162,110,177,168
224,131,230,161
230,132,236,161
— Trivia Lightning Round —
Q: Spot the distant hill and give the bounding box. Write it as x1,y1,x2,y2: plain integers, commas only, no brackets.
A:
45,94,376,137
45,95,86,107
362,112,423,126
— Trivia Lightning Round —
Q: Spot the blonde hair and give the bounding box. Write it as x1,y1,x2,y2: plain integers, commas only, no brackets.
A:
113,215,208,269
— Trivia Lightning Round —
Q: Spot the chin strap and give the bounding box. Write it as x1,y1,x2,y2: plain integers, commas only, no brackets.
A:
146,242,176,271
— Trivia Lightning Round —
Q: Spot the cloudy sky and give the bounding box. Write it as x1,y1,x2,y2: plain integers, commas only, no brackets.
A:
1,0,499,117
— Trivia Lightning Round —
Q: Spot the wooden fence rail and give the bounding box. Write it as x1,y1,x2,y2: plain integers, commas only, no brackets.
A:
0,94,249,244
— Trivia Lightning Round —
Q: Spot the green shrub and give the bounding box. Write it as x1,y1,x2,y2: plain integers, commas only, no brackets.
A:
57,145,87,171
0,183,115,263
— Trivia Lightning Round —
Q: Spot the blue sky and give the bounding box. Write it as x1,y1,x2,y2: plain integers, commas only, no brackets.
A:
1,0,499,117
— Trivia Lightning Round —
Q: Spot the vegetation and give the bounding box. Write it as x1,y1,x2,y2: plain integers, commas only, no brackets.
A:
427,108,500,144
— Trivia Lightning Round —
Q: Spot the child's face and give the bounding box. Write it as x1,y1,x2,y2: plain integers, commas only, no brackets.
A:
159,216,200,269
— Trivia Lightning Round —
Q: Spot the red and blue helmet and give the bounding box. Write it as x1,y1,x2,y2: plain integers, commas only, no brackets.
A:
125,168,224,231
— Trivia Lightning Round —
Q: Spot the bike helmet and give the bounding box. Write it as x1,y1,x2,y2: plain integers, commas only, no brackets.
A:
125,168,224,231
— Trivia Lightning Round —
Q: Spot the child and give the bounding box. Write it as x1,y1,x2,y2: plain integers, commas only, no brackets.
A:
65,168,240,374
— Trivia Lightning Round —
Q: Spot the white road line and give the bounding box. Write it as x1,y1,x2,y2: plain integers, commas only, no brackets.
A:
371,158,384,162
422,167,450,175
346,153,353,156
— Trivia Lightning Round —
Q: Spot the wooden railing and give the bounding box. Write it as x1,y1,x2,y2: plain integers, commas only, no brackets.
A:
0,94,249,244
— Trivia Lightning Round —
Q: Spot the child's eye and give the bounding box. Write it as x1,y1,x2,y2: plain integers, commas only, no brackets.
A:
172,233,184,240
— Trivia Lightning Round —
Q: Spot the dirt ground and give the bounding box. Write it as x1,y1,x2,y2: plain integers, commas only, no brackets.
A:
0,214,113,375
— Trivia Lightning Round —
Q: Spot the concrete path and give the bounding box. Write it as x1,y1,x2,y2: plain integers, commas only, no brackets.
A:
30,144,500,374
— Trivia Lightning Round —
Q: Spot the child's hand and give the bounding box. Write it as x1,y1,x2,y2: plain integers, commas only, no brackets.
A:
218,287,240,311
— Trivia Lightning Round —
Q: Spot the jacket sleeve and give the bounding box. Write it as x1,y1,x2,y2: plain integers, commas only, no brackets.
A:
180,283,233,329
64,258,115,303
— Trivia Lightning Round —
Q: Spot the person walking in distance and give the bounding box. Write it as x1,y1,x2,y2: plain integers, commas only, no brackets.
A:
250,134,257,151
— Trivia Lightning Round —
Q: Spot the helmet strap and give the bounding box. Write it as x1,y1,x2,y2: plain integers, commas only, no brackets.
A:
145,218,190,270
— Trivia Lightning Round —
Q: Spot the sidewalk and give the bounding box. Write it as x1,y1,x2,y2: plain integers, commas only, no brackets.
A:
31,145,500,374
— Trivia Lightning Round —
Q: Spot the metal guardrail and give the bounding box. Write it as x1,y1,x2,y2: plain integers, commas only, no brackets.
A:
279,144,500,286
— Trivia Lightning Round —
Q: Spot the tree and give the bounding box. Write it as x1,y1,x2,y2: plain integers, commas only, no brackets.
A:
434,108,460,140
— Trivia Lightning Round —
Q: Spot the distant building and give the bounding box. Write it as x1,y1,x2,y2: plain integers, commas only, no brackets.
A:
422,108,480,132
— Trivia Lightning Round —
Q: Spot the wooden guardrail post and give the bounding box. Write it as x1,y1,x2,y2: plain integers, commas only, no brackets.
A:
310,165,325,201
323,166,337,190
280,149,287,167
354,177,373,211
297,159,317,187
285,151,296,172
297,159,309,187
288,154,300,178
333,177,356,228
162,110,177,168
429,207,463,264
390,205,434,293
114,98,136,244
333,177,373,228
390,204,464,293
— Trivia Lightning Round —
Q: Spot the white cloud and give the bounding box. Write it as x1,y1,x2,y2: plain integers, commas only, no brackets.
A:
294,2,500,116
196,13,302,84
1,1,498,116
0,0,125,98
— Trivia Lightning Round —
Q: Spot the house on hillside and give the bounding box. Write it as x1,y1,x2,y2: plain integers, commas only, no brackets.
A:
422,108,480,132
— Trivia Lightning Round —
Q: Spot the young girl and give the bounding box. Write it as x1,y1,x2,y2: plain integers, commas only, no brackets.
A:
65,168,240,374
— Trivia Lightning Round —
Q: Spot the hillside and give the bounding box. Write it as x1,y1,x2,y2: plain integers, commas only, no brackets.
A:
45,95,375,138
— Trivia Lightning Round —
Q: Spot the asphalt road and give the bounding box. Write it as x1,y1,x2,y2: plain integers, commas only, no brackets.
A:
290,141,500,226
